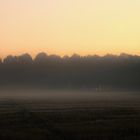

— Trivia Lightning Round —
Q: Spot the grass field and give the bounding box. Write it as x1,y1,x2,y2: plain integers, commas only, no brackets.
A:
0,89,140,140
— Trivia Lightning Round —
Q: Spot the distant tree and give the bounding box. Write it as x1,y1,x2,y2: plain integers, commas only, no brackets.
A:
63,55,70,61
34,52,48,63
3,55,17,64
48,55,62,62
0,58,2,64
17,53,33,64
119,53,132,59
85,55,100,61
70,53,81,61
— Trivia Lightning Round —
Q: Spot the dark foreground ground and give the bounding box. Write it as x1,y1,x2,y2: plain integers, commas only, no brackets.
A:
0,89,140,140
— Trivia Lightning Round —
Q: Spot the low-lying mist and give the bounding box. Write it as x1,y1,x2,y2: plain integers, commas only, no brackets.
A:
0,88,139,104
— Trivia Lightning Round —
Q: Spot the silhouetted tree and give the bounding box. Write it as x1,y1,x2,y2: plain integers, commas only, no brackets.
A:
0,58,2,64
0,52,140,89
17,53,33,64
63,55,70,61
34,52,48,64
48,55,62,62
70,53,81,60
3,55,17,64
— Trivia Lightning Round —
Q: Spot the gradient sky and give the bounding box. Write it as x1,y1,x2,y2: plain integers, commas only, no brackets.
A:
0,0,140,58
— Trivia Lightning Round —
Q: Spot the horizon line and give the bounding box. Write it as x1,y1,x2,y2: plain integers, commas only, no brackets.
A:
0,52,140,60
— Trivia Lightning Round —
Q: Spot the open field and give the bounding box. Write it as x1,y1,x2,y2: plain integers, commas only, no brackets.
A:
0,89,140,140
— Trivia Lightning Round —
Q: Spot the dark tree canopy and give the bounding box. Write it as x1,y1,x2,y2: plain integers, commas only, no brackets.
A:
34,52,48,63
0,53,140,89
17,53,33,64
3,55,17,64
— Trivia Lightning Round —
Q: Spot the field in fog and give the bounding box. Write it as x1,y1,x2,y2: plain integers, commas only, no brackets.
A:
0,89,140,140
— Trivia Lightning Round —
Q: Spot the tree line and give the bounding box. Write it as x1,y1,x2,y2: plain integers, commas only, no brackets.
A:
0,52,140,89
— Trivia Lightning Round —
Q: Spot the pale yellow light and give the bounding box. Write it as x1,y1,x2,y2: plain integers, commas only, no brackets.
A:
0,0,140,58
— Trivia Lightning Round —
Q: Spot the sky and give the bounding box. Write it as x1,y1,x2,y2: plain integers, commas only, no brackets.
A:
0,0,140,58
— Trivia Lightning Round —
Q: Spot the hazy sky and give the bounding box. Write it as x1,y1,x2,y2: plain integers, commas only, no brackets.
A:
0,0,140,58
